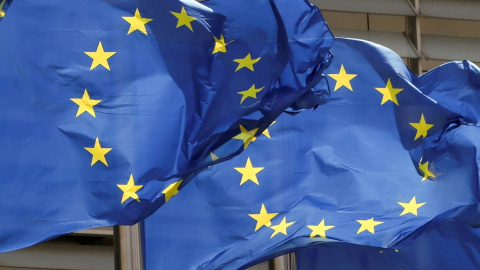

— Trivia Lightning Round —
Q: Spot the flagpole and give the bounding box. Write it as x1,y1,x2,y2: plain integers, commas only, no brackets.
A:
114,224,143,270
269,253,296,270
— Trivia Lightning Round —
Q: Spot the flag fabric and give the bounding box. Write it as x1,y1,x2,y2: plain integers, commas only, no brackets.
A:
296,219,480,270
0,0,333,252
142,37,480,269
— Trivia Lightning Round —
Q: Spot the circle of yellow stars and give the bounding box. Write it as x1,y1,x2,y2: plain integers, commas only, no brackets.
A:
236,62,442,244
70,5,274,205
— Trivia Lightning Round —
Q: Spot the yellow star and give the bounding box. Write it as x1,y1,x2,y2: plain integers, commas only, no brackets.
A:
327,65,357,91
233,53,261,72
409,114,434,140
398,196,425,216
162,179,183,202
84,42,116,71
117,174,143,203
419,158,435,181
237,84,264,104
210,152,219,161
170,6,196,32
122,8,153,35
248,204,278,231
356,218,383,234
375,79,403,105
234,157,264,185
70,89,101,117
261,121,276,139
84,138,112,166
0,0,6,17
232,124,258,149
270,217,295,238
212,34,233,54
307,219,335,238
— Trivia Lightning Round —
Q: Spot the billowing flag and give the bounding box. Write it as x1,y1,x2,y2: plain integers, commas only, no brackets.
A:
0,0,333,252
142,38,480,269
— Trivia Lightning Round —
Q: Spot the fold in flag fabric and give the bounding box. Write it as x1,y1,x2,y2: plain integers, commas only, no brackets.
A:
0,0,333,252
142,38,480,269
297,219,480,270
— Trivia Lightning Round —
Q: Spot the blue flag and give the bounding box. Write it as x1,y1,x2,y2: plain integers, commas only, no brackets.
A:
297,219,480,270
142,38,480,269
0,0,333,252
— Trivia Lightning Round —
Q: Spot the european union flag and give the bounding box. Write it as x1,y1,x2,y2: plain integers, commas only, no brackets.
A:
142,38,480,269
0,0,333,252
